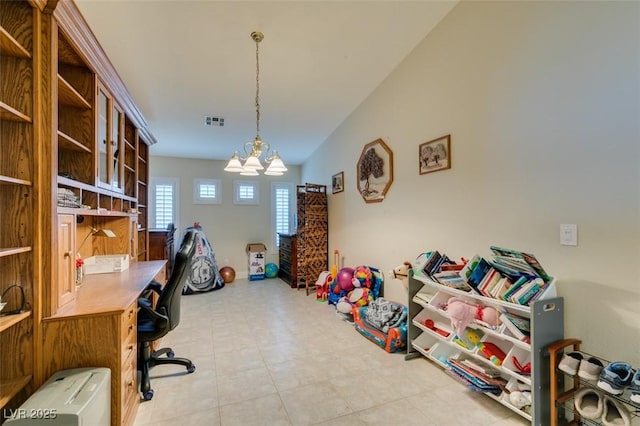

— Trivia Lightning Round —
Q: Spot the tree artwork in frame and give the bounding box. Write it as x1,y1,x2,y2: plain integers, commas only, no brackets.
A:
419,134,451,175
357,138,393,203
332,171,344,194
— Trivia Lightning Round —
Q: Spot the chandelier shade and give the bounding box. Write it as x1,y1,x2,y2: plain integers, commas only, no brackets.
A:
225,31,287,175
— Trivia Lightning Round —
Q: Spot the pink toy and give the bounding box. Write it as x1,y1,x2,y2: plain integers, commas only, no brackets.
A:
337,267,355,291
446,297,500,336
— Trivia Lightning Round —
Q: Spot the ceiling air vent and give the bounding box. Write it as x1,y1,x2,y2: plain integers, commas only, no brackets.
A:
204,116,225,127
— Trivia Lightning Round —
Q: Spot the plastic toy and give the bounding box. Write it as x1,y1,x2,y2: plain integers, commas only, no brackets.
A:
265,263,278,278
331,250,340,281
446,297,500,336
453,327,484,350
315,271,332,302
423,319,450,337
477,341,506,365
512,356,532,375
337,267,355,291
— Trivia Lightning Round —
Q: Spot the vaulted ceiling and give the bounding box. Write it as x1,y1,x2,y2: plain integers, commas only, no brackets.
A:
76,1,457,165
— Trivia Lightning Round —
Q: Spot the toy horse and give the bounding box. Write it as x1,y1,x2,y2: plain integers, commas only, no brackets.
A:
391,261,412,290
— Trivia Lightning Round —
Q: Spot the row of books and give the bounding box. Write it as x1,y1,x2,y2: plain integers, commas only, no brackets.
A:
499,311,531,343
460,254,550,305
445,358,507,395
415,251,470,290
416,246,552,306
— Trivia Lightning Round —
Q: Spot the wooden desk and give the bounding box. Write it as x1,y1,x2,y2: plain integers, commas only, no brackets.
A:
42,261,166,426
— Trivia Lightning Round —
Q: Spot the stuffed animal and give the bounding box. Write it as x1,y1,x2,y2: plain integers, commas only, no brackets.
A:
509,383,532,411
446,297,500,336
336,297,352,314
391,261,412,290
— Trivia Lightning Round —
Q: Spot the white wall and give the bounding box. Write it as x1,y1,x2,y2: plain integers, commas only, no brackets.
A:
302,1,640,363
150,157,301,277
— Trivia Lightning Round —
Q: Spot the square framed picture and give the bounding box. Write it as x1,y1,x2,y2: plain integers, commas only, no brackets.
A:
419,134,451,175
332,171,344,194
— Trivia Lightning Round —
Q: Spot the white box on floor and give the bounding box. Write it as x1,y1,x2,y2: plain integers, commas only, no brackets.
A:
246,243,266,281
83,254,130,274
5,367,110,425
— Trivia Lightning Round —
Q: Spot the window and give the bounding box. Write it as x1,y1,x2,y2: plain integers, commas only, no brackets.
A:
234,180,259,205
150,177,178,229
193,178,221,204
271,182,294,249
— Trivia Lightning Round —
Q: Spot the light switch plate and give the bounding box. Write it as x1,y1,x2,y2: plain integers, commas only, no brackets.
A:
560,224,578,246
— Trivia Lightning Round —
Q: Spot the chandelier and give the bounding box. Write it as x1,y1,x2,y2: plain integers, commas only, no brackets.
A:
224,31,287,176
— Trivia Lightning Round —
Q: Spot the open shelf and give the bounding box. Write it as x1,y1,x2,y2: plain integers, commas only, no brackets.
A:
58,130,91,153
0,375,32,409
0,175,31,186
0,311,31,333
0,26,31,59
57,74,91,109
0,247,32,258
0,101,31,123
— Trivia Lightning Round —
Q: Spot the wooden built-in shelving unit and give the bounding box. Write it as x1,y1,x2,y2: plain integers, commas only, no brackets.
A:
1,0,156,423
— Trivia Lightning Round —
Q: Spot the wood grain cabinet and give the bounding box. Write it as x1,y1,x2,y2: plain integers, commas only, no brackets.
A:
278,234,297,287
1,0,158,421
42,262,166,426
0,0,37,412
57,214,76,310
296,184,328,294
149,226,176,276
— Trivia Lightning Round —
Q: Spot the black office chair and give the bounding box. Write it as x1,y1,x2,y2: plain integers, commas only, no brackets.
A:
137,229,197,401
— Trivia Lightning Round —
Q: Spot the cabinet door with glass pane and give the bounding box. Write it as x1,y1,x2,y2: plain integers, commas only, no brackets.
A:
96,83,124,193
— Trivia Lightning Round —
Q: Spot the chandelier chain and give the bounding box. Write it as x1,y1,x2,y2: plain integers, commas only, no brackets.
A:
224,31,286,175
255,36,260,137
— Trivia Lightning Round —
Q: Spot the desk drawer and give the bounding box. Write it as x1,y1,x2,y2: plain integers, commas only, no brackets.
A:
121,302,137,342
279,237,293,251
279,261,291,275
121,349,138,424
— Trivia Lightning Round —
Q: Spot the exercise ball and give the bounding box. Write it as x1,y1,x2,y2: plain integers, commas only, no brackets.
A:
337,267,355,291
219,266,236,283
265,262,278,278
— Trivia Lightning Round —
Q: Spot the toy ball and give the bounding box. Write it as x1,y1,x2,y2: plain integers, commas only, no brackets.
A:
353,265,372,288
348,287,372,307
219,266,236,283
265,262,278,278
337,267,355,291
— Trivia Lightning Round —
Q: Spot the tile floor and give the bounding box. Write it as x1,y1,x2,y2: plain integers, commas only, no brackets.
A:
134,278,530,426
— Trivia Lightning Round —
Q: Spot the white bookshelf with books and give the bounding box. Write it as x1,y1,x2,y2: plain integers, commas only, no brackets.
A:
406,247,564,425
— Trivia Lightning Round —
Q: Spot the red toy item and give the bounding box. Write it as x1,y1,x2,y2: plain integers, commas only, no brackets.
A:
424,319,451,338
512,356,532,375
477,342,506,365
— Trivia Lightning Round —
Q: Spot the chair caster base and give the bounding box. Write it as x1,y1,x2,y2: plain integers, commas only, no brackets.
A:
142,389,154,401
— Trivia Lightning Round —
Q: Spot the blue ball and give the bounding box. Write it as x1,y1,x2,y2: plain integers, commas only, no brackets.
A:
265,263,278,278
